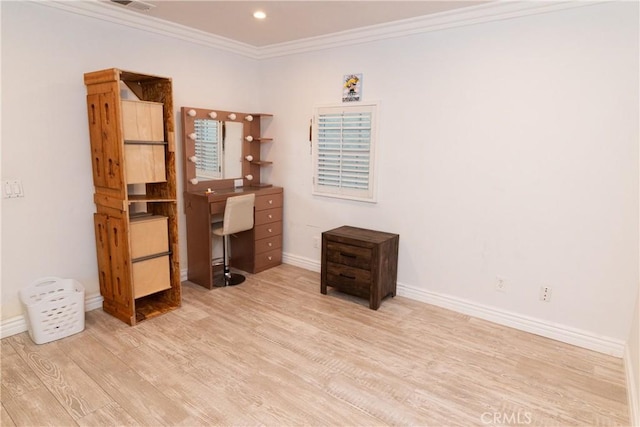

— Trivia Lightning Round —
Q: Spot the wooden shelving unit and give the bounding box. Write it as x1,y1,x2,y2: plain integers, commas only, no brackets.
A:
84,68,181,325
245,114,274,188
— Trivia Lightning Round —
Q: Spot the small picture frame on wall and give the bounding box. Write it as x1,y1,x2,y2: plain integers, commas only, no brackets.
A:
342,73,362,102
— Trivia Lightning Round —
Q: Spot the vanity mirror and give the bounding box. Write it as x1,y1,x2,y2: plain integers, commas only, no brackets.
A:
181,107,273,192
191,118,242,180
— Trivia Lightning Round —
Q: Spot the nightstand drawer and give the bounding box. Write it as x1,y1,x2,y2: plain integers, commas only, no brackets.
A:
326,262,370,298
326,242,372,270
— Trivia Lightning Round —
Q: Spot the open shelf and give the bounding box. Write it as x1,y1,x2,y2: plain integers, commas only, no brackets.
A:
128,194,177,203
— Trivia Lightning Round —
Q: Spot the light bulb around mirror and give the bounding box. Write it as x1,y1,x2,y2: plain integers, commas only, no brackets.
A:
188,155,197,163
187,109,196,117
190,178,199,185
228,113,237,120
188,132,197,140
208,111,217,119
245,115,253,122
245,174,253,181
245,155,253,162
245,135,253,142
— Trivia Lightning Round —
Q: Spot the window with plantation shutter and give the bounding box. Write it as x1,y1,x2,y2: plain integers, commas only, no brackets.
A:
312,103,378,202
194,118,222,179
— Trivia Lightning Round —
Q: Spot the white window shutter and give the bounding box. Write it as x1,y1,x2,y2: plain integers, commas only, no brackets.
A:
312,103,377,202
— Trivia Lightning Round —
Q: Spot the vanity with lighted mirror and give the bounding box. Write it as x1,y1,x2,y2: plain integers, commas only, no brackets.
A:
181,107,283,289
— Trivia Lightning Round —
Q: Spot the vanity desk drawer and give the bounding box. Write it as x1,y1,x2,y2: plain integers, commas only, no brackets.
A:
210,201,225,215
255,207,282,225
255,221,282,241
321,226,399,310
255,248,282,272
255,193,283,211
255,234,282,254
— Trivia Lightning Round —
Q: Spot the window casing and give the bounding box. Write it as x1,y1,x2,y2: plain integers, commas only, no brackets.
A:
312,103,378,202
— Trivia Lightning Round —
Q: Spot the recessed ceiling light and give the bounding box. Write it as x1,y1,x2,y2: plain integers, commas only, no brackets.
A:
253,10,267,20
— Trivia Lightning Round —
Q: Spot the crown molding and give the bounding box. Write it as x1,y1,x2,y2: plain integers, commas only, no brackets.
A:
257,1,600,59
37,0,599,60
36,0,260,58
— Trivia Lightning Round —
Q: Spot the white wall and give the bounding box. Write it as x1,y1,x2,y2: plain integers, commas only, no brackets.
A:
1,1,260,319
260,2,639,344
1,1,637,360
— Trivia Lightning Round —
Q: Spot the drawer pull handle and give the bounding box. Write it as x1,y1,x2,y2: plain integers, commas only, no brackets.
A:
340,252,356,258
268,256,272,261
268,228,272,233
339,273,356,280
268,214,273,219
268,242,272,247
268,200,273,204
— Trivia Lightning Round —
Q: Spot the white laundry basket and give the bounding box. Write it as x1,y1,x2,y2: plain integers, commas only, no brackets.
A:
19,277,85,344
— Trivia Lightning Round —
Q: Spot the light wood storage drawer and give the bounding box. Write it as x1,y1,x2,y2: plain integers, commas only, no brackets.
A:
121,100,164,141
124,145,166,184
129,215,169,259
122,100,166,184
133,255,171,298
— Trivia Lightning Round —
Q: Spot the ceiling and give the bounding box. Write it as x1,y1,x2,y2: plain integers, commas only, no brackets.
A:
106,1,490,47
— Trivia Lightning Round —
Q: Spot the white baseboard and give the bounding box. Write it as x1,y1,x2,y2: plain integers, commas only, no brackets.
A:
1,293,104,339
282,252,321,273
625,344,640,426
397,282,625,357
282,253,625,357
0,316,29,339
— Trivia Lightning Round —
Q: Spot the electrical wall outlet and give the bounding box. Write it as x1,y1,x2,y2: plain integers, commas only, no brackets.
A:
313,236,320,249
495,276,506,292
540,286,552,302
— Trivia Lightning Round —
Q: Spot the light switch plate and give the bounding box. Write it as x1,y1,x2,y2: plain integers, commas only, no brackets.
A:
3,179,24,198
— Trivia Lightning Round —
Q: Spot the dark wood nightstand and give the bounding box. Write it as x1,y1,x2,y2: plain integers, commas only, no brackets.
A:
321,226,399,310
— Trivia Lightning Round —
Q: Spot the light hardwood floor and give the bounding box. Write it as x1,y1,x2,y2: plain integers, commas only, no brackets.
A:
1,264,630,426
